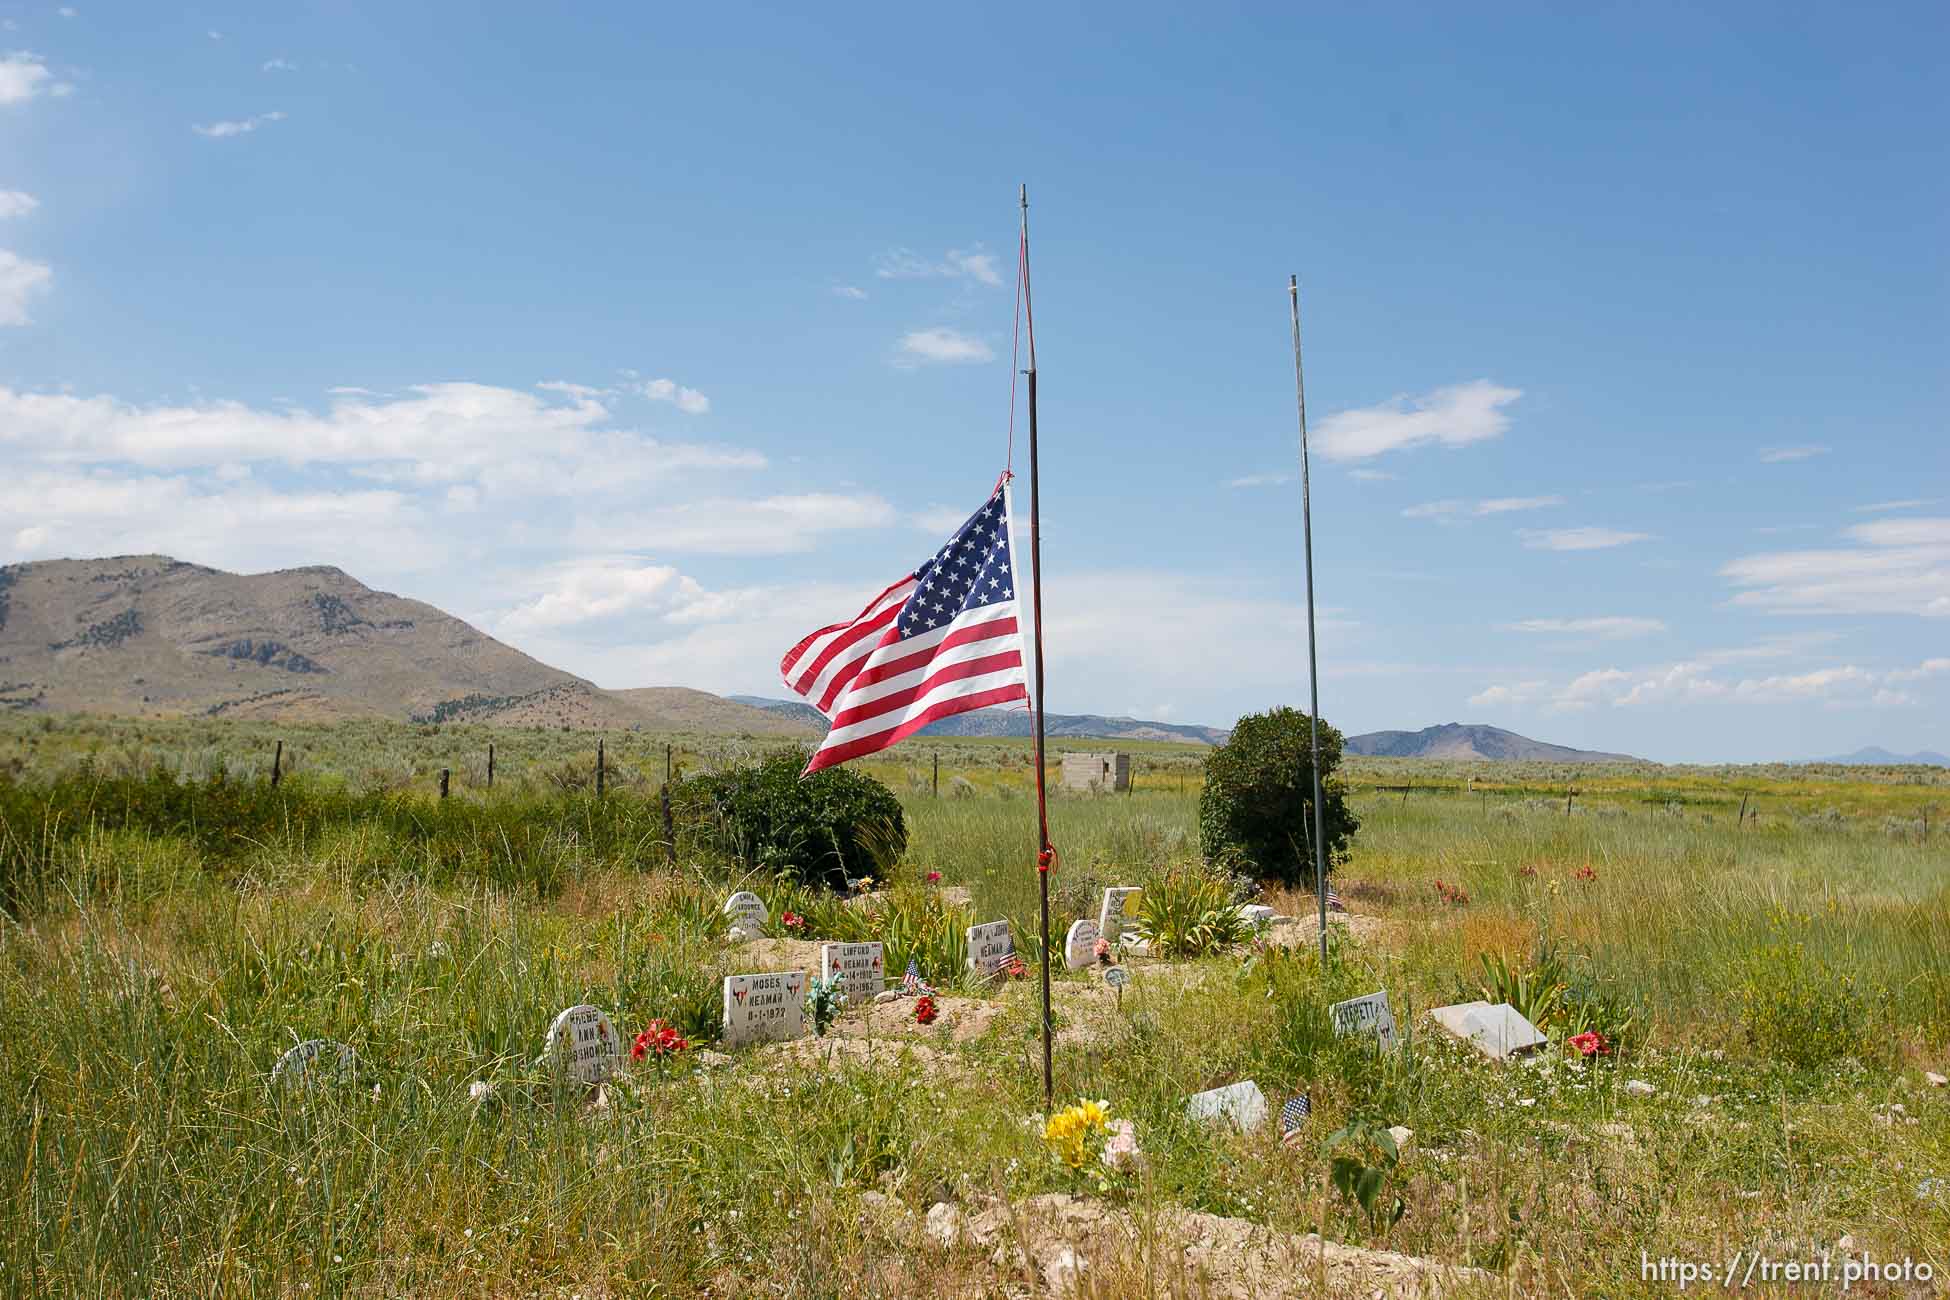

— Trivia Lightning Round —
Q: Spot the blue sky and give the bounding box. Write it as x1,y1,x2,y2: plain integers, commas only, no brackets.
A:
1,3,1944,762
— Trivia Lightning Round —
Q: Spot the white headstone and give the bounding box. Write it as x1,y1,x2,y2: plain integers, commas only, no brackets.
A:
820,941,886,999
723,890,767,930
1184,1080,1268,1133
1429,1001,1547,1060
1237,904,1276,925
722,971,807,1048
1064,919,1100,970
541,1005,621,1084
1098,887,1142,940
1330,990,1398,1050
966,919,1015,980
272,1038,358,1090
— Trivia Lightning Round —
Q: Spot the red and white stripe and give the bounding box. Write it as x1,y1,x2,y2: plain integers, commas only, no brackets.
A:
780,583,1028,775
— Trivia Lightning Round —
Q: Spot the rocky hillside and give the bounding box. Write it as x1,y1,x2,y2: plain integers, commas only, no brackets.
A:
1345,722,1638,763
0,555,810,735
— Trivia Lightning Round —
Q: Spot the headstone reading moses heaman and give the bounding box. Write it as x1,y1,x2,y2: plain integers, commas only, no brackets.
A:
722,972,807,1048
820,941,885,999
541,1005,621,1084
723,890,767,930
272,1038,358,1091
1098,887,1142,940
1063,919,1101,970
966,920,1015,980
1329,990,1398,1050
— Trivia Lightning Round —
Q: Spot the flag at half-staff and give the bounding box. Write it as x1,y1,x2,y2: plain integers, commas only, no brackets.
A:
780,481,1029,775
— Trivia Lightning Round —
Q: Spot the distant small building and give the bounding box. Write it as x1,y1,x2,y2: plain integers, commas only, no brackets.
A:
1061,751,1130,793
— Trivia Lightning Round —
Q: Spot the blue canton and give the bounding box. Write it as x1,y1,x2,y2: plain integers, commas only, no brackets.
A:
896,488,1016,638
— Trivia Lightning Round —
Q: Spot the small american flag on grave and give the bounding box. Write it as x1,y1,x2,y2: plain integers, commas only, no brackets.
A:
1325,887,1347,914
1279,1093,1311,1147
900,958,934,999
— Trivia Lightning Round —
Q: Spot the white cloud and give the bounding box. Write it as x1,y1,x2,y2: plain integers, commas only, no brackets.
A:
1519,527,1652,551
1722,517,1950,617
1759,445,1829,464
896,328,993,366
1347,468,1395,482
499,558,711,633
1476,495,1564,515
57,7,77,17
0,249,52,325
207,29,222,40
1402,499,1464,519
1558,668,1632,708
192,111,286,139
1228,472,1292,489
568,492,897,555
637,377,710,415
1313,379,1521,461
0,189,38,218
1507,616,1666,638
1615,661,1729,707
0,50,56,104
1885,657,1950,683
913,504,972,534
1871,688,1917,709
832,285,868,301
1853,498,1937,513
875,246,1003,287
1403,495,1563,521
1468,680,1547,709
1732,665,1872,701
262,58,298,72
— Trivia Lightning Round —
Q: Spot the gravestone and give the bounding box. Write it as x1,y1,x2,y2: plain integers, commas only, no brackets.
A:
1063,919,1100,970
1329,990,1398,1050
1184,1080,1268,1133
272,1038,358,1090
1098,887,1142,940
820,941,886,1000
722,971,807,1048
541,1005,621,1084
723,890,767,930
1237,904,1277,926
966,920,1015,980
1428,1000,1547,1060
1103,965,1130,990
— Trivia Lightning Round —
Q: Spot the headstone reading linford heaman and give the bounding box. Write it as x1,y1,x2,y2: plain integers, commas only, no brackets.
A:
820,941,886,999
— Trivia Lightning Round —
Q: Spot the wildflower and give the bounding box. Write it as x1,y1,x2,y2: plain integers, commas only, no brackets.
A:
781,910,805,930
914,995,939,1025
1518,864,1538,878
1101,1118,1143,1172
925,870,942,883
1043,1099,1112,1169
1568,1030,1610,1057
1574,864,1597,883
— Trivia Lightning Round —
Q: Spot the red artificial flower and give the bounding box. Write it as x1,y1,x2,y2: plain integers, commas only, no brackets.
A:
1001,955,1028,980
1518,864,1538,879
781,910,805,930
925,871,942,883
633,1019,692,1060
1574,865,1598,883
914,995,939,1025
1568,1030,1610,1057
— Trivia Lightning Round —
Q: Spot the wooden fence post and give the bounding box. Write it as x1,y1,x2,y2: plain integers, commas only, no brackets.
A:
1737,794,1749,828
1565,787,1574,816
933,752,939,798
595,739,605,798
270,739,282,788
439,768,450,799
487,742,495,789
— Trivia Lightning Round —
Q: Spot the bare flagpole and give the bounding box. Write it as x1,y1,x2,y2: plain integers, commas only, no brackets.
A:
1023,184,1055,1115
1290,276,1330,963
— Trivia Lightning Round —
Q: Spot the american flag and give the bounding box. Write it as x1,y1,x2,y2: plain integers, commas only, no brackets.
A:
1279,1093,1311,1147
781,482,1029,775
900,958,934,999
1325,886,1347,914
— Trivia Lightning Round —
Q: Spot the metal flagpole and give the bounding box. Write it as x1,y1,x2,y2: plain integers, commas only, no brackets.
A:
1289,276,1330,964
1023,185,1055,1114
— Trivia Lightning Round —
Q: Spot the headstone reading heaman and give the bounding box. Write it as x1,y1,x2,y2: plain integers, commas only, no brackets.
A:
723,890,767,931
820,941,886,999
722,971,807,1048
273,1038,359,1090
1098,887,1142,940
1329,990,1398,1050
1185,1080,1269,1133
966,919,1015,980
1063,919,1101,970
541,1005,621,1084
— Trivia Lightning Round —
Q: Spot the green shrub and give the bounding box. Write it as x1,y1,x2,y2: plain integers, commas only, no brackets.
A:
671,749,905,890
1197,707,1359,887
1135,863,1251,958
1735,913,1876,1068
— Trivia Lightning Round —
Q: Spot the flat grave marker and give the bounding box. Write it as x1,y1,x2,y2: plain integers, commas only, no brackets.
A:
272,1038,358,1091
966,919,1015,980
1329,990,1398,1050
723,972,807,1048
1429,1001,1547,1060
819,941,886,1000
541,1005,622,1085
1063,919,1100,970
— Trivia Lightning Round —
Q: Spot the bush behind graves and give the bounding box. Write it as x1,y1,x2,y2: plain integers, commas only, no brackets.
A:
670,749,905,890
1197,706,1359,887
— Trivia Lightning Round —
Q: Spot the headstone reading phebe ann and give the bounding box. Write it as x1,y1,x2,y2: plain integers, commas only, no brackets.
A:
1330,990,1398,1050
541,1005,621,1084
820,942,885,999
272,1038,358,1091
722,972,807,1048
966,920,1015,980
723,890,767,930
1063,919,1101,970
1098,887,1142,941
1185,1080,1269,1133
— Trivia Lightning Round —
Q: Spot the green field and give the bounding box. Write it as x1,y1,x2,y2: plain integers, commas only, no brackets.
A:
1,714,1946,1297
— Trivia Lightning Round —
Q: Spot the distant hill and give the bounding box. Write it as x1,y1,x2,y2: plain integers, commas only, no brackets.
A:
728,696,1231,745
1344,723,1639,763
1806,746,1950,767
0,555,809,735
